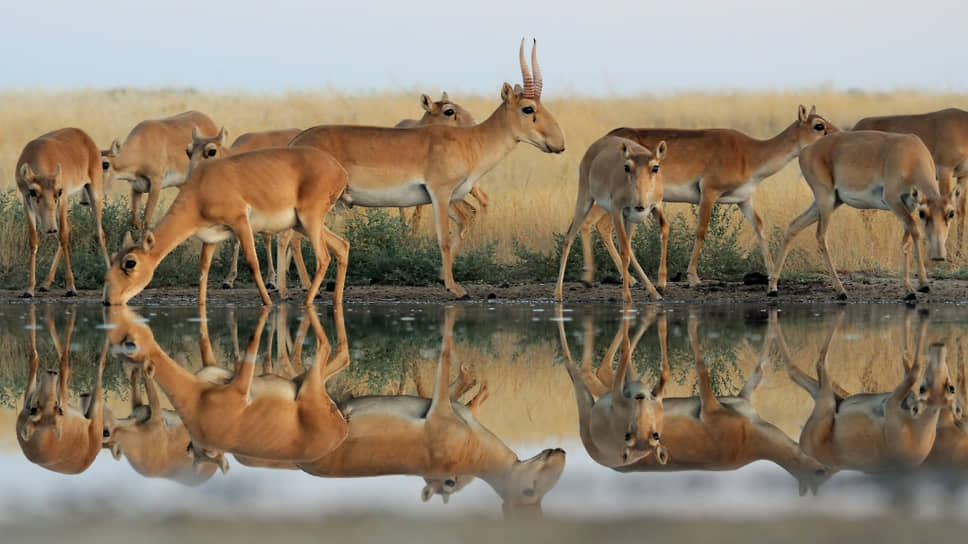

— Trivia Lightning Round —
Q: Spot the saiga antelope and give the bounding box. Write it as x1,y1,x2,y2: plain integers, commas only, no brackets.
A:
16,127,110,297
184,127,311,297
395,92,489,239
296,306,566,516
769,131,958,300
776,308,954,474
853,108,968,251
102,146,349,307
108,305,349,464
17,307,108,474
554,136,667,302
556,305,669,467
924,342,968,468
102,367,223,485
607,105,837,289
605,310,829,495
101,111,218,231
289,40,565,299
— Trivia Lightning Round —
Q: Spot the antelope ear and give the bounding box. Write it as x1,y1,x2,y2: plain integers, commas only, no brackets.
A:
20,163,34,182
620,141,631,160
191,126,200,140
420,94,433,113
217,126,229,147
122,231,134,248
142,232,156,251
655,140,667,161
421,485,434,502
441,91,449,102
901,187,922,212
218,455,230,474
949,186,963,202
110,443,123,460
655,444,669,465
808,105,817,116
52,163,62,179
110,139,121,156
20,422,34,442
501,82,516,103
798,104,808,123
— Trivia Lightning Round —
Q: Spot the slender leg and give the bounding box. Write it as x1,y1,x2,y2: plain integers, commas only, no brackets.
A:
654,207,669,291
409,205,425,236
737,198,775,278
555,197,596,300
813,194,846,298
229,307,269,396
263,233,277,291
889,201,928,298
689,311,725,417
234,217,273,306
687,186,723,287
198,242,216,307
142,180,161,232
431,189,467,299
580,206,607,287
614,214,660,302
470,186,489,212
291,233,310,289
87,185,110,268
130,188,142,230
276,231,292,300
22,194,39,298
222,239,241,289
427,307,459,420
769,202,821,294
54,200,76,295
557,305,608,462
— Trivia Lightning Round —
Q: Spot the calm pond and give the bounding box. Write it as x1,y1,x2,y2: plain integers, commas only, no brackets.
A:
2,301,968,521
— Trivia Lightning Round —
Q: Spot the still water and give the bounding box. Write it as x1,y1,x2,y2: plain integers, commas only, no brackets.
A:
3,301,968,521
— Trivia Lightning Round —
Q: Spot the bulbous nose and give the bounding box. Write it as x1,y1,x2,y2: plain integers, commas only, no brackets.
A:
932,257,946,262
634,206,646,212
47,227,58,234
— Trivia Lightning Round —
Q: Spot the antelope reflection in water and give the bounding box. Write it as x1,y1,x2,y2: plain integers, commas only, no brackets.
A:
925,342,968,469
297,306,566,516
17,307,107,474
559,306,828,495
777,308,955,475
106,305,349,466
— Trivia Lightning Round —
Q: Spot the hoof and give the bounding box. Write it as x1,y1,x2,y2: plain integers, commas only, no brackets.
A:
836,292,848,301
21,292,33,299
266,282,278,291
904,292,918,302
766,290,778,297
918,285,930,293
221,282,232,290
37,286,49,293
65,290,77,298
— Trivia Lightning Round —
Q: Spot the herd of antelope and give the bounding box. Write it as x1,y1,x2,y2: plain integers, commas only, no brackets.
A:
14,39,968,305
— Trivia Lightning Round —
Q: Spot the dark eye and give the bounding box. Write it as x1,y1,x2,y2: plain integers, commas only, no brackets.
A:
29,189,38,198
624,433,632,441
443,109,455,117
522,488,535,497
919,209,926,219
651,165,660,173
521,106,535,115
103,429,110,438
102,161,110,171
948,210,955,219
813,123,825,131
919,385,927,394
912,406,919,415
57,189,63,197
57,406,64,416
123,258,137,270
444,479,456,487
205,148,217,158
186,149,193,159
623,164,631,173
29,407,38,416
949,384,956,394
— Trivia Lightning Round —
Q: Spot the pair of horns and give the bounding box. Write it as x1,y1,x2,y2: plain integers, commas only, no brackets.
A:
519,39,543,99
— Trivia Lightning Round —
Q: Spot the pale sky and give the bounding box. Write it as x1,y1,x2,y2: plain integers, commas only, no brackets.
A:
2,0,965,95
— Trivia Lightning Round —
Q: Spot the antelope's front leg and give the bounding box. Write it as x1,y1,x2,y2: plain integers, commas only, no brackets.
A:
141,179,162,232
56,200,76,296
198,243,216,307
688,186,723,287
431,190,467,299
130,188,143,231
22,194,39,298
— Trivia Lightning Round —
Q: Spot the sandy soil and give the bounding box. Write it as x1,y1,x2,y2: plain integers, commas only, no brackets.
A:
2,274,968,306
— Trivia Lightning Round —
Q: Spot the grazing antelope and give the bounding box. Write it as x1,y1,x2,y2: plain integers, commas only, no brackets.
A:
554,137,667,302
853,108,968,249
16,127,110,297
395,92,489,239
102,146,349,307
106,306,349,464
297,306,566,516
769,131,958,300
924,342,968,468
102,367,223,484
17,308,107,474
557,305,669,467
608,105,837,289
102,111,219,231
184,127,311,296
776,308,955,474
595,310,828,495
290,40,565,299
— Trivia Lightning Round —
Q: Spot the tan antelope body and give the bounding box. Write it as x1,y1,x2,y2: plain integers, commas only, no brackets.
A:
853,108,968,246
924,348,968,468
102,368,221,485
107,307,349,464
15,127,110,297
102,111,218,231
297,307,566,516
395,92,489,239
777,310,954,474
555,136,666,302
102,147,349,306
16,309,107,474
606,105,836,289
185,127,311,297
557,307,669,467
290,41,564,298
769,131,958,299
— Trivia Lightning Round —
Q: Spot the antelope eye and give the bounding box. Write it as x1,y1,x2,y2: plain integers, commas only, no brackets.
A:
522,488,535,497
443,109,455,116
205,147,217,158
919,385,927,394
57,406,64,416
651,165,660,173
57,189,63,197
123,258,137,270
624,433,632,441
919,209,926,219
912,406,919,415
948,210,956,219
521,106,535,115
103,429,110,438
29,189,38,198
29,407,38,416
813,123,825,131
185,149,193,159
444,479,456,487
102,161,110,171
949,384,956,394
624,164,631,173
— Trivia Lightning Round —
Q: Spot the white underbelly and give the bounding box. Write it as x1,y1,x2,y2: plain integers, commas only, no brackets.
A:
837,183,890,210
160,169,186,189
662,178,757,204
346,181,431,207
196,225,233,244
249,207,298,233
717,182,756,204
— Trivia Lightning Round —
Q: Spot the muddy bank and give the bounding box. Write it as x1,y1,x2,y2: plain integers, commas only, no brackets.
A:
2,274,967,306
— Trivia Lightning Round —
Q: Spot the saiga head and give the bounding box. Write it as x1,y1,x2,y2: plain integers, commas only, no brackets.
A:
794,104,839,150
417,92,476,127
497,448,566,517
500,39,565,154
19,163,63,234
185,126,229,177
619,139,666,224
103,231,159,306
902,186,958,262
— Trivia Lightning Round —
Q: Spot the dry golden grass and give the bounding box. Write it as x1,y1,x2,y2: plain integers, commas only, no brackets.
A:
3,88,968,273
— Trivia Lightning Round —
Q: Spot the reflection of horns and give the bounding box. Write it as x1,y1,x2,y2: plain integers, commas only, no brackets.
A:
531,39,542,99
519,39,535,99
